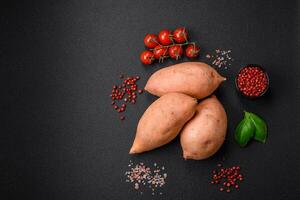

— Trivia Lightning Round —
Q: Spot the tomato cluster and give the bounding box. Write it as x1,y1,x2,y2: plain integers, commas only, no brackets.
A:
140,27,200,65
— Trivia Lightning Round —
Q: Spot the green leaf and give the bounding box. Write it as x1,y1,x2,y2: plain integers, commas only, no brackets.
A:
234,117,255,147
246,112,268,143
234,111,268,147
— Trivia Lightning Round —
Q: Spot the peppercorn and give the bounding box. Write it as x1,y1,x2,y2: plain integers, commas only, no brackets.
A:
236,65,268,98
120,116,125,120
109,75,143,120
210,164,244,193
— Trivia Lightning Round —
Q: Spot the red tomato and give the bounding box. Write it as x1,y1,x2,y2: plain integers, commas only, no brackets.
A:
173,27,188,43
153,45,168,59
185,44,200,58
144,34,158,48
168,45,183,60
140,51,154,65
158,30,172,45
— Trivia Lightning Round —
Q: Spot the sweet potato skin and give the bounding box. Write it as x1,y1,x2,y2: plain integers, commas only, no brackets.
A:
130,93,197,154
145,62,226,99
180,95,227,160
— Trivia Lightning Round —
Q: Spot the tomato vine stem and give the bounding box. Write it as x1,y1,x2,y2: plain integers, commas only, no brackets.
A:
149,41,197,50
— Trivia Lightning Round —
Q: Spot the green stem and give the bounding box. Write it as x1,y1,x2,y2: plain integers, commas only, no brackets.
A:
149,41,196,50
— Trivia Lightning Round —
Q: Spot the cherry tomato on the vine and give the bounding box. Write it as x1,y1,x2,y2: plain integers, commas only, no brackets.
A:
158,30,172,45
173,27,188,43
185,44,200,58
144,34,158,48
153,45,168,59
168,45,183,60
140,50,154,65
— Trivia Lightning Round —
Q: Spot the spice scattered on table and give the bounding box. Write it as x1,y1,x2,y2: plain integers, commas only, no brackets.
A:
206,49,233,69
210,163,244,193
124,160,167,195
110,75,143,120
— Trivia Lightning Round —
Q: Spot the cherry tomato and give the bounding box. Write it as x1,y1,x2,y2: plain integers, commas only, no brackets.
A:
153,45,168,59
168,45,183,60
158,30,172,45
144,34,158,48
173,27,188,43
185,44,200,58
140,51,154,65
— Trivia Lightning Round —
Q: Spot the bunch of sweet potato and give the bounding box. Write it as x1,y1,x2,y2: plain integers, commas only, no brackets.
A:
130,62,227,160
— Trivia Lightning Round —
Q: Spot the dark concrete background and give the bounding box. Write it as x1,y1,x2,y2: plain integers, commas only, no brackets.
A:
1,0,299,199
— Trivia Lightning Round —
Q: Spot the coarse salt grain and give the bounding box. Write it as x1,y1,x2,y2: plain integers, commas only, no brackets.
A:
124,160,167,195
206,49,233,70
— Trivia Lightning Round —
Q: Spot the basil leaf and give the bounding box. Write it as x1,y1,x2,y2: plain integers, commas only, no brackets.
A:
234,117,255,147
246,112,268,143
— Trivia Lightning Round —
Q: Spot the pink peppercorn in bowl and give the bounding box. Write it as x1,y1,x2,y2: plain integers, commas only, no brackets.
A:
235,64,269,99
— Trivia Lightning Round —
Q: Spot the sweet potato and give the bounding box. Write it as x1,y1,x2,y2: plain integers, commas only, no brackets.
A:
129,93,197,154
145,62,226,99
180,95,227,160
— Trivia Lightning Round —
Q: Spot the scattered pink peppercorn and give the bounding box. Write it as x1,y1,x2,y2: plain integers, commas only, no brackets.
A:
120,116,125,120
109,75,143,120
210,163,244,193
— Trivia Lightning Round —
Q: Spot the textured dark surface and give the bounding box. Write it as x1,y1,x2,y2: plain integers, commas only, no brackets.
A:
1,0,300,199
